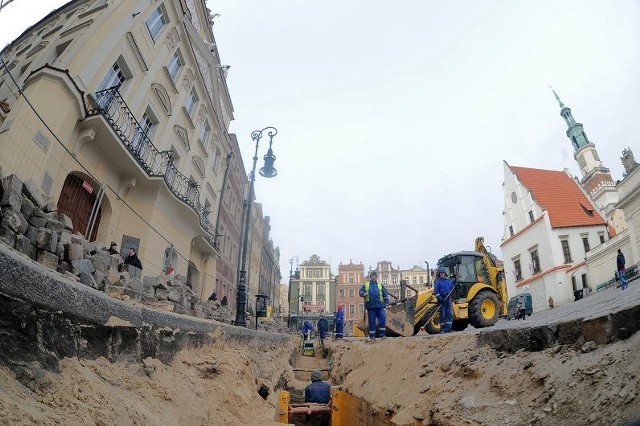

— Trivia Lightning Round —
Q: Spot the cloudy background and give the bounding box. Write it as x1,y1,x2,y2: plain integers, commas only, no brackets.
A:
2,1,639,278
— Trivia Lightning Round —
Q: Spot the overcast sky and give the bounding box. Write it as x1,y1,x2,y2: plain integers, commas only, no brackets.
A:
2,1,640,279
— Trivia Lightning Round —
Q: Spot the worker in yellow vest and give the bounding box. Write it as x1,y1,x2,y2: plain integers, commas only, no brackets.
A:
359,271,390,340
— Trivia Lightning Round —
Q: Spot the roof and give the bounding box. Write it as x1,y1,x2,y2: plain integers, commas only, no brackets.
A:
510,166,606,228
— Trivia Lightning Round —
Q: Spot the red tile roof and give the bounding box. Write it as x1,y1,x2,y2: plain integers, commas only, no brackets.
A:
510,166,606,229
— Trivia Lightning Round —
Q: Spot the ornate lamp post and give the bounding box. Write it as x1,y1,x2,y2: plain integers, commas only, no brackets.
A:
235,127,278,327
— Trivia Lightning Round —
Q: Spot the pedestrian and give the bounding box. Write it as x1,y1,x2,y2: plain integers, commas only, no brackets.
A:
220,295,228,307
317,315,329,342
617,249,629,290
434,267,454,333
123,247,143,270
334,304,345,339
359,271,390,340
208,292,217,302
302,320,314,340
516,295,526,320
107,242,119,255
304,370,331,404
548,296,554,309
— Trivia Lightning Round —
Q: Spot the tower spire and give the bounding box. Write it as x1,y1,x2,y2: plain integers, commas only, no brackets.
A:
550,87,589,151
549,85,565,109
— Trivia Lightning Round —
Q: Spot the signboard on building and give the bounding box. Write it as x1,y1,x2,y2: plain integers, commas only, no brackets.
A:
303,304,325,312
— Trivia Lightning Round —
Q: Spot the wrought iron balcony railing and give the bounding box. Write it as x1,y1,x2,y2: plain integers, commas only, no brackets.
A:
90,86,218,249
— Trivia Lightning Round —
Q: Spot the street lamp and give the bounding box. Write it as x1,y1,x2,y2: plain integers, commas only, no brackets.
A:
235,126,278,327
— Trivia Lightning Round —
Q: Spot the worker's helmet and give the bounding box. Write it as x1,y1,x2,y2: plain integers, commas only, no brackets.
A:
370,271,378,278
437,267,447,275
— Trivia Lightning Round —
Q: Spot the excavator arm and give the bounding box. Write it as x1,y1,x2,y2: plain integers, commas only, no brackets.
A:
475,237,509,316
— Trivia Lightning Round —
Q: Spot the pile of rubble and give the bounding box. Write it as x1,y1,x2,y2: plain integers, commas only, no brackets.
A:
0,171,230,324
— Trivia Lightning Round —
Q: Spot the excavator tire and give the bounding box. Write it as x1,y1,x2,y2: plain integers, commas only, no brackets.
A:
423,307,440,335
469,291,500,328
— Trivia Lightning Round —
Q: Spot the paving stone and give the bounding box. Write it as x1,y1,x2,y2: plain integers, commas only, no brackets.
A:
68,243,83,261
1,174,24,212
20,195,34,220
168,289,180,303
110,253,123,270
93,270,107,291
0,208,22,233
55,241,64,260
0,226,16,247
22,179,48,210
37,250,59,270
35,228,55,252
28,214,47,229
25,225,38,246
79,271,98,289
59,213,73,231
45,213,65,234
71,234,84,245
57,261,71,274
123,265,142,279
126,278,145,293
91,251,111,273
15,235,36,260
71,259,96,276
59,230,72,246
155,288,170,301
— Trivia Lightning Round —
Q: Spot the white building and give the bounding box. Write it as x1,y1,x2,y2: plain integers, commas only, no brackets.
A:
501,163,610,311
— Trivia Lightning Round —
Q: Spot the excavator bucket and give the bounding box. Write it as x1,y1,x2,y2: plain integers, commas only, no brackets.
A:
385,299,418,337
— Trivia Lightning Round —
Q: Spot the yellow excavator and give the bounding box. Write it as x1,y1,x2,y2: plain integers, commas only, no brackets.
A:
354,237,509,336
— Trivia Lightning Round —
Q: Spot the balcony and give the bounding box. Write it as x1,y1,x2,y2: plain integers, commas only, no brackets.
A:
89,87,218,250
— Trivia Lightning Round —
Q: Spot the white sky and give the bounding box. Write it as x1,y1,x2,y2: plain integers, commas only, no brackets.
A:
2,1,640,278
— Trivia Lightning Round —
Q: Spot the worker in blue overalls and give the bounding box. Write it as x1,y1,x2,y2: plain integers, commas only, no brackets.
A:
359,271,390,340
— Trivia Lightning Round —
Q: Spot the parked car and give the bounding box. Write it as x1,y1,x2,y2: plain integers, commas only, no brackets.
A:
506,292,533,320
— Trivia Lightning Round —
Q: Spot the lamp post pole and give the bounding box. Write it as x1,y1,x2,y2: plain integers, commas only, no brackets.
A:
235,127,278,327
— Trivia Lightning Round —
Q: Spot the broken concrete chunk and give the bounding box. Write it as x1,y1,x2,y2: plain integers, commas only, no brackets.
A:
71,258,96,276
20,195,34,219
15,234,36,260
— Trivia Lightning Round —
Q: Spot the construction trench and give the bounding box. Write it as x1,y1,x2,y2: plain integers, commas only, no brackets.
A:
1,244,640,425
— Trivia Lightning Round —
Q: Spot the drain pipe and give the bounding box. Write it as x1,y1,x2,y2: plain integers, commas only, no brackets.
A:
213,152,234,249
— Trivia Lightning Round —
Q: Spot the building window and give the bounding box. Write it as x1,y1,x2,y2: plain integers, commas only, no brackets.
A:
514,259,522,281
185,88,198,117
393,290,399,298
561,239,572,263
167,51,183,81
582,236,590,253
98,60,127,92
599,233,605,244
359,304,364,313
530,250,541,274
348,275,354,284
392,277,397,285
419,277,424,284
412,277,417,285
348,289,354,298
201,121,211,148
339,289,344,297
317,283,325,298
509,226,514,237
581,273,588,289
146,5,168,41
349,305,355,315
212,147,221,174
528,211,534,223
382,278,388,285
571,275,577,291
131,112,153,152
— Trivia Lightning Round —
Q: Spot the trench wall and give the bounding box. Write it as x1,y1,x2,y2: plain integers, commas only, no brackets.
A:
0,243,289,371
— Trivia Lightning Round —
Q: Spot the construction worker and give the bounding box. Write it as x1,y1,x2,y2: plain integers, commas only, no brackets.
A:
359,271,390,340
434,267,454,333
302,320,313,340
317,315,329,341
304,370,331,404
334,304,345,339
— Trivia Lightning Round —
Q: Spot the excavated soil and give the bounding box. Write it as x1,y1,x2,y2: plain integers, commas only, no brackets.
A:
0,328,639,425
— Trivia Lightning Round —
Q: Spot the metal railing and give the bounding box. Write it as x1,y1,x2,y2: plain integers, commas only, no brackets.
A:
595,261,640,291
90,87,218,249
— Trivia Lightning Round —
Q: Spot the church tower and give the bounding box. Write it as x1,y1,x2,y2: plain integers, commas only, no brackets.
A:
552,89,621,226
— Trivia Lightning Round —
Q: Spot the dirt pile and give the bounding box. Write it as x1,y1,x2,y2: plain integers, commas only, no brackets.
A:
1,326,638,425
0,333,298,426
329,332,640,425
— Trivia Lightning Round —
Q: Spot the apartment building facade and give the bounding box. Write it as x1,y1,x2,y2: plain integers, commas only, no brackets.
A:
0,0,274,317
